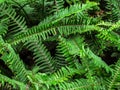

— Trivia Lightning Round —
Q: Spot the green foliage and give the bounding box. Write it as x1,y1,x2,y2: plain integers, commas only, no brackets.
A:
0,0,5,3
0,0,120,90
105,0,120,22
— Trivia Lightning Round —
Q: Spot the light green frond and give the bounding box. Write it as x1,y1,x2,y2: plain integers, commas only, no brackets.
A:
57,78,106,90
66,35,112,73
96,21,120,50
55,36,77,67
27,66,81,89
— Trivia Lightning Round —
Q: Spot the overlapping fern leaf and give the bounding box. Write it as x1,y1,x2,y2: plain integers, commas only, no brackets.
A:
0,36,28,83
55,36,77,68
57,78,106,90
0,73,26,90
105,0,120,22
24,40,55,73
1,0,120,90
48,0,64,14
107,59,120,90
6,1,97,45
0,3,27,38
97,20,120,50
27,66,85,90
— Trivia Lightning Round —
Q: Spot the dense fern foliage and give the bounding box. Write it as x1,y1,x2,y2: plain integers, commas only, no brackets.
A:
0,0,120,90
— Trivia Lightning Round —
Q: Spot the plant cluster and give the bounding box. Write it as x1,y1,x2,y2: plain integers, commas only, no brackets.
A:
0,0,120,90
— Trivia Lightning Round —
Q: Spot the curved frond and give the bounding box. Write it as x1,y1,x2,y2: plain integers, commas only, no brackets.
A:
6,2,97,45
105,0,120,22
0,74,26,90
0,3,27,37
57,78,106,90
24,40,55,73
108,59,120,90
0,36,28,83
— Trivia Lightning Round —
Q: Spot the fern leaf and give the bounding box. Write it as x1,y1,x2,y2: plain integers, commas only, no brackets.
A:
0,74,26,90
6,2,97,45
49,0,64,14
55,36,77,67
0,36,28,83
24,40,55,73
108,59,120,90
27,66,80,88
105,0,120,22
57,78,106,90
0,19,8,36
0,3,27,37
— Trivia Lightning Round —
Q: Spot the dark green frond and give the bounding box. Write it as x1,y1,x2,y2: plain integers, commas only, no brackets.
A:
105,0,120,22
24,40,55,73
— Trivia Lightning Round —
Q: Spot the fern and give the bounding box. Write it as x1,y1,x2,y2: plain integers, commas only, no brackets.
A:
0,0,120,90
97,20,120,50
105,0,120,22
24,39,55,73
57,78,106,90
0,73,26,90
6,1,97,45
49,0,64,14
0,19,8,36
108,59,120,90
27,66,82,89
0,36,28,83
0,3,27,38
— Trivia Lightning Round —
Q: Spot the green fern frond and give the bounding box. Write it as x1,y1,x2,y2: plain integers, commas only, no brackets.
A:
57,78,106,90
0,36,28,83
49,0,64,14
108,59,120,90
48,66,80,85
6,2,97,45
24,40,55,73
27,66,80,89
0,45,28,82
40,1,97,25
0,3,27,37
23,66,107,90
55,36,77,67
0,74,26,90
7,24,100,45
97,30,120,50
97,20,120,31
105,0,120,22
66,35,112,73
0,19,8,36
86,48,113,73
97,21,120,50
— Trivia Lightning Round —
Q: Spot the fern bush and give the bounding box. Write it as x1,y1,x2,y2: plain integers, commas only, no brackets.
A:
0,0,120,90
